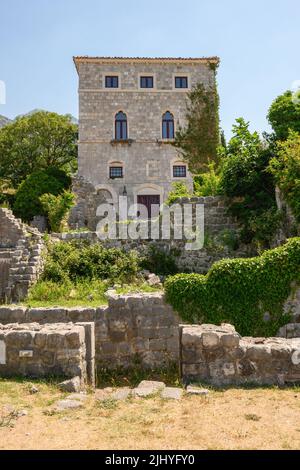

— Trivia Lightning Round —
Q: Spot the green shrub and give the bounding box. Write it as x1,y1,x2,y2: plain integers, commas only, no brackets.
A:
42,240,140,283
40,190,75,232
164,237,300,336
269,131,300,223
194,162,222,196
165,182,192,206
13,167,71,222
141,245,178,276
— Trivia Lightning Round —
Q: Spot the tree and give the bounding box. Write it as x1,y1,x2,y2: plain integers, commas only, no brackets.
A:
269,131,300,222
220,118,279,246
173,82,220,173
0,111,77,187
13,167,71,222
267,90,300,141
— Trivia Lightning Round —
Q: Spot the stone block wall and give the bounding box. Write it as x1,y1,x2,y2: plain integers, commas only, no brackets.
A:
0,209,44,302
0,322,89,383
181,324,300,386
0,292,180,370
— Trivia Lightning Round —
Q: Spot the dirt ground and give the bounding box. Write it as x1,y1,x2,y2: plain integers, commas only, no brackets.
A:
0,379,300,450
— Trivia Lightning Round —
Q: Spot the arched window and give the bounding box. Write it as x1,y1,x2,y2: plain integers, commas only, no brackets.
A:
115,111,128,140
162,111,174,139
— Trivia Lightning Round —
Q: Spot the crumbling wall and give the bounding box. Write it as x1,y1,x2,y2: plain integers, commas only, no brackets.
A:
181,324,300,387
0,322,92,383
0,208,44,302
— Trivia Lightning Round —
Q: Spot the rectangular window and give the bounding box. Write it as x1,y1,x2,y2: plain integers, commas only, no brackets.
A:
109,167,123,179
105,76,119,88
140,76,154,88
175,76,188,88
173,165,187,177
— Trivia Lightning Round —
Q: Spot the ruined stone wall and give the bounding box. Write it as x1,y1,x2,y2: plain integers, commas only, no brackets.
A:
0,208,44,302
0,292,300,385
0,292,180,369
0,323,89,382
181,324,300,387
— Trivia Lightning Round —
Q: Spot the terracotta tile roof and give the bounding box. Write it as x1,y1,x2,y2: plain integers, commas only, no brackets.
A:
73,56,219,72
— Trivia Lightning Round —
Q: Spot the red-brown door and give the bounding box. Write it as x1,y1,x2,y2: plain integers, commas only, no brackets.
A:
137,195,160,218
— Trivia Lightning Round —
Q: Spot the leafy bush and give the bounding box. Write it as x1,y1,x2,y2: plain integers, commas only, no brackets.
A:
165,237,300,336
194,162,222,196
42,240,140,283
165,182,192,206
269,131,300,223
13,168,71,222
40,190,75,232
141,245,178,276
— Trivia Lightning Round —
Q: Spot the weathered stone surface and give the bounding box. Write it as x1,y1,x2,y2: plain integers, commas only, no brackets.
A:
182,324,300,387
58,376,82,393
186,386,210,397
161,387,183,400
0,208,44,302
111,387,131,401
133,380,165,397
55,399,84,411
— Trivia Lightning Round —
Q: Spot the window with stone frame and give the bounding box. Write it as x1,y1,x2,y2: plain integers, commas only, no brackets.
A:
175,76,188,88
109,166,123,179
162,111,175,139
115,111,128,140
105,76,119,88
173,165,187,178
140,76,154,88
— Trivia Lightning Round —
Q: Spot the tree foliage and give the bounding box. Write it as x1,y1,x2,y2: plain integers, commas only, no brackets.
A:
269,131,300,222
267,90,300,141
220,118,278,246
40,190,75,232
0,111,77,187
173,82,220,172
13,167,71,222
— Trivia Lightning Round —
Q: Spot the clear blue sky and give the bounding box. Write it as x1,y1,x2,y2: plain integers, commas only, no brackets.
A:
0,0,299,138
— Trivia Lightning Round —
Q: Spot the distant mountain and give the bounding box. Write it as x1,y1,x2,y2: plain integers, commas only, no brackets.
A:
0,115,12,128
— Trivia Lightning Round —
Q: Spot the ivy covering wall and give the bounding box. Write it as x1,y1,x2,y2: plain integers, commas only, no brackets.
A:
165,238,300,336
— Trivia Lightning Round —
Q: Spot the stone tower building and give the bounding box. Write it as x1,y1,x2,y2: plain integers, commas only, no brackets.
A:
71,56,219,229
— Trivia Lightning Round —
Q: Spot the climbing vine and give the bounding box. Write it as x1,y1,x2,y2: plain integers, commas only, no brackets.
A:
164,237,300,336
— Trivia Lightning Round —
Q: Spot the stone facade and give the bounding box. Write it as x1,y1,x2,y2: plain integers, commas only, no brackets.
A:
0,209,44,302
0,322,92,384
71,56,219,229
181,324,300,386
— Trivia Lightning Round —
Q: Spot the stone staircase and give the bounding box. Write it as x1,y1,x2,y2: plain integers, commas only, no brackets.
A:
0,208,44,302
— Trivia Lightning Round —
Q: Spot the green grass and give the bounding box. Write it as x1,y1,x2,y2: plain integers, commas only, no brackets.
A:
23,278,162,308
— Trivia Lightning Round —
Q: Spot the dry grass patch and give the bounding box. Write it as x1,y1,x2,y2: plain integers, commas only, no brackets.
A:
0,378,300,450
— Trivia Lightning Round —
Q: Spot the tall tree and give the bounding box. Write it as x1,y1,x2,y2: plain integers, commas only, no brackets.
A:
173,81,220,173
267,90,300,141
0,111,77,187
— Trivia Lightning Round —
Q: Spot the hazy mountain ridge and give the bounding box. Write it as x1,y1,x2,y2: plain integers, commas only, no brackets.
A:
0,115,12,128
